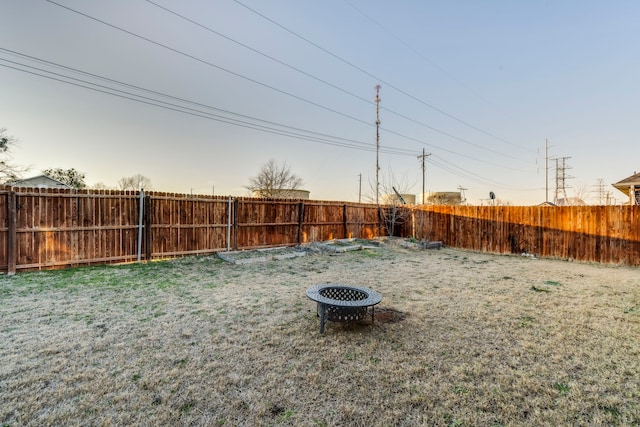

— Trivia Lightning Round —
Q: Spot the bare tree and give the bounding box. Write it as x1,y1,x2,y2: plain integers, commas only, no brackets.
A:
364,169,414,237
245,159,304,198
91,182,112,190
0,127,28,182
118,174,152,191
42,167,86,188
571,181,589,205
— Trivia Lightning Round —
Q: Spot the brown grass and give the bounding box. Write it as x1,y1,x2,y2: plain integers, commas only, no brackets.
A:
1,241,639,426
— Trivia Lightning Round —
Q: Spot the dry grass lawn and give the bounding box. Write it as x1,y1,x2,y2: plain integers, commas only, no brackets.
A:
1,240,639,426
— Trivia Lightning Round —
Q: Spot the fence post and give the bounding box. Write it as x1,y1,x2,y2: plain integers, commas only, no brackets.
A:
297,201,304,244
226,196,232,252
7,191,17,275
343,204,348,239
137,189,144,263
233,198,239,251
144,195,152,261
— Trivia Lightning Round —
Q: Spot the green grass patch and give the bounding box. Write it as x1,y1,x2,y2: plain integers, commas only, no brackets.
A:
543,280,562,286
553,382,571,396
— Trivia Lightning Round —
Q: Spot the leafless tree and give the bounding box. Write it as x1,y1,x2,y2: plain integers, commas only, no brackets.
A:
0,127,28,183
571,181,589,205
245,159,304,198
118,174,152,191
91,182,112,190
364,169,414,237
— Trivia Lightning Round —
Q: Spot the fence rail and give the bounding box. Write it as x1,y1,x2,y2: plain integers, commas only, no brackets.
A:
1,186,639,272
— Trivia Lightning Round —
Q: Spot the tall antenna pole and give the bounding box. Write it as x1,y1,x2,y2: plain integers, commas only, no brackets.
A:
375,84,381,205
417,148,431,204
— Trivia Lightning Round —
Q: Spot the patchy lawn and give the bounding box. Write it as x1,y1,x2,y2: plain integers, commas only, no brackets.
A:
1,242,639,426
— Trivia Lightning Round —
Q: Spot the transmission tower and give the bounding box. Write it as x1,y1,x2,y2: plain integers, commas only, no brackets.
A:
553,157,572,204
457,185,468,205
595,178,606,205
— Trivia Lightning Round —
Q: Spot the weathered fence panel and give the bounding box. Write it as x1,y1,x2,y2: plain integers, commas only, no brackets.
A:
4,188,141,270
235,198,300,249
345,203,381,239
411,205,640,265
301,201,344,243
150,193,229,257
1,185,640,272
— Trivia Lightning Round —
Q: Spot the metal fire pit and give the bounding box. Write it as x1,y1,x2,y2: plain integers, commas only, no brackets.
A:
306,284,382,333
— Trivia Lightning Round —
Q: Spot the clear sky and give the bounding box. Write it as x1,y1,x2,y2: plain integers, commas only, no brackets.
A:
2,0,639,205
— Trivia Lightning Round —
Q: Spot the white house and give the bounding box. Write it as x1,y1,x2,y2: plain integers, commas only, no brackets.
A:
10,174,72,189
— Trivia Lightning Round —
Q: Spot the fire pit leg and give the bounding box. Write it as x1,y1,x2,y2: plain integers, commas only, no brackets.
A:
319,303,327,333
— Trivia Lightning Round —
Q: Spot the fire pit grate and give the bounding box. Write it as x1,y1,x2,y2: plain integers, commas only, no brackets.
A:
306,284,382,333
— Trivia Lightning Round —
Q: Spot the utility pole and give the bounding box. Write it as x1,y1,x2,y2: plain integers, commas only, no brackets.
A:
537,139,552,203
538,139,554,203
375,84,381,205
358,173,362,203
417,148,431,204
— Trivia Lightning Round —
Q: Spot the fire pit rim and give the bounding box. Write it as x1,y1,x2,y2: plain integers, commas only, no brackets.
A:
306,284,382,307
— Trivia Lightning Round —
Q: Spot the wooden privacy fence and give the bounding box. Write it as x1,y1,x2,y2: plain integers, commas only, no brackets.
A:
407,205,640,265
0,187,382,273
1,186,639,272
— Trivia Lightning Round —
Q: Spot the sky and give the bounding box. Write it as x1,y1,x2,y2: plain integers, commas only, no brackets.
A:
2,0,639,205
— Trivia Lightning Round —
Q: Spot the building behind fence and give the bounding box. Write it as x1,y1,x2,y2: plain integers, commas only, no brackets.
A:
1,186,639,272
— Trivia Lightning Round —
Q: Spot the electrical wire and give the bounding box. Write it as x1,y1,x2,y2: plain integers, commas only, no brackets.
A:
0,55,413,156
146,0,525,162
8,2,539,190
1,50,528,189
39,1,531,173
231,0,531,153
44,0,373,128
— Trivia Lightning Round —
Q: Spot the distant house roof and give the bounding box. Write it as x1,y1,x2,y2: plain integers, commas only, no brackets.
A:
10,174,72,189
252,189,310,199
612,172,640,205
555,197,586,206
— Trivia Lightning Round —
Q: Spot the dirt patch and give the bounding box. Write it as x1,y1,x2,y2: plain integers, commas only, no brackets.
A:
374,307,407,323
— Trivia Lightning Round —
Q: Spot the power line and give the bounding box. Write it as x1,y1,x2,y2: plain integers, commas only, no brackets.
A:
1,46,526,177
342,0,496,114
0,48,390,153
2,51,528,191
43,1,532,173
10,2,539,191
3,54,531,191
44,0,372,128
232,0,531,154
0,58,414,156
147,0,525,162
